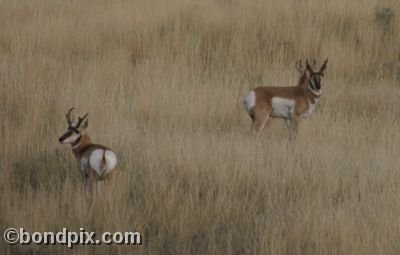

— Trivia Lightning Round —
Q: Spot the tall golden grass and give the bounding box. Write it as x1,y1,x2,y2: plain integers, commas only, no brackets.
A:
1,0,400,254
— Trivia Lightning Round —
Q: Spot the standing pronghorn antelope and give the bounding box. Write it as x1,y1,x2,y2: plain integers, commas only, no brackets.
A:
58,108,117,197
244,59,328,139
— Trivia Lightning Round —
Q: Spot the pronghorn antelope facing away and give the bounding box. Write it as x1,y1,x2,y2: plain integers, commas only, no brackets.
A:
244,59,328,139
58,108,117,198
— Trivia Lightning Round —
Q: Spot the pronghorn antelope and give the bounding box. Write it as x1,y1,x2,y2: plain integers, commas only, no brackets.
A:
58,108,117,197
244,59,328,139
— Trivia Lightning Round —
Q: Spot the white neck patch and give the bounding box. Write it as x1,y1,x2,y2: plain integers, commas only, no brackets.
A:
61,132,81,145
308,83,322,96
72,142,81,149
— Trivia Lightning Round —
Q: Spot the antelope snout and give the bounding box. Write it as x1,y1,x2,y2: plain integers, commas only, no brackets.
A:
58,136,63,143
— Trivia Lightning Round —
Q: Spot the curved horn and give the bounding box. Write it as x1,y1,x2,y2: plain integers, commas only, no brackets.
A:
295,59,305,73
65,108,75,126
305,59,313,72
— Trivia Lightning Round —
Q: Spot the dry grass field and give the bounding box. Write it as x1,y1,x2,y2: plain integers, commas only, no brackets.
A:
1,0,400,254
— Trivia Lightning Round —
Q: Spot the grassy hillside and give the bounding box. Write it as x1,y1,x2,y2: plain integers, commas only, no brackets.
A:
1,0,400,254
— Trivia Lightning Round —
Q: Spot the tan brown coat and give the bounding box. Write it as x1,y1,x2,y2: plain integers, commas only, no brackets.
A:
244,59,328,138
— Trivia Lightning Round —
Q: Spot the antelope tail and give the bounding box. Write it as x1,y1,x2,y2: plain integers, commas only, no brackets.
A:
100,151,108,178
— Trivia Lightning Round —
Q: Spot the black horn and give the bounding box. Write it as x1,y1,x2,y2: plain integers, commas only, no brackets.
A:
65,108,75,127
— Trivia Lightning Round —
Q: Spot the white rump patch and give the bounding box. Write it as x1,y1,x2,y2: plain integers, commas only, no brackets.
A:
244,90,256,113
270,97,295,119
89,149,105,175
104,150,117,174
89,149,117,177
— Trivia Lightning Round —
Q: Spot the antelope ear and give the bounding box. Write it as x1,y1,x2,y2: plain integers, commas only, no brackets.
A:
319,58,328,73
295,59,305,73
80,118,89,130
